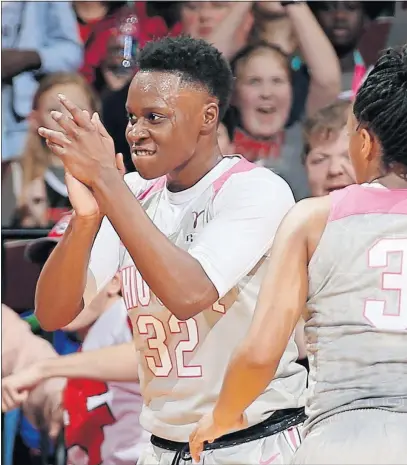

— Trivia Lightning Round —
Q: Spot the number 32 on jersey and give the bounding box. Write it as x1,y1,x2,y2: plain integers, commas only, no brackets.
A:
136,301,225,378
136,315,202,378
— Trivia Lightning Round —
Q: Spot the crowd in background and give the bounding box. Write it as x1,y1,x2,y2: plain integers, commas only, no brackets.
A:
1,2,406,465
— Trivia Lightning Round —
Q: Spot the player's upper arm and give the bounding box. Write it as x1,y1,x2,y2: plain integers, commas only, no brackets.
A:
86,172,149,304
244,198,323,366
189,168,295,298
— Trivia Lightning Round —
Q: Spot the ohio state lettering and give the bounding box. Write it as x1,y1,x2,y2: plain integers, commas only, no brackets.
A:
120,265,164,309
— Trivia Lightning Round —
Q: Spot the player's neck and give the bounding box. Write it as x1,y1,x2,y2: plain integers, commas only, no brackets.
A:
374,170,407,190
166,143,223,193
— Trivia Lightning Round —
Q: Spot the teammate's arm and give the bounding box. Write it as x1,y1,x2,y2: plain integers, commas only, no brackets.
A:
190,199,323,459
212,201,316,421
2,342,138,412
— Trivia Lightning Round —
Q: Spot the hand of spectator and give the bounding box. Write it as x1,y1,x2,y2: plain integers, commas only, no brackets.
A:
38,95,125,193
2,364,44,412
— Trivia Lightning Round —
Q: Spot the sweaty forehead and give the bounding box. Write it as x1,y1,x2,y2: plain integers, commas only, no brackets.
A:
127,71,210,112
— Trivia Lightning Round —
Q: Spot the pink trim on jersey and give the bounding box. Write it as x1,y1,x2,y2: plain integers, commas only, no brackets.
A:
213,158,257,197
328,184,407,222
137,177,166,201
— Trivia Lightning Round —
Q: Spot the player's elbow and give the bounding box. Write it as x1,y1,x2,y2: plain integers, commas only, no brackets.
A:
165,287,218,321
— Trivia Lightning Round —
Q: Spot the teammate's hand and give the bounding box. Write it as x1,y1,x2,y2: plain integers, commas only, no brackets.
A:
189,411,247,463
2,364,44,412
38,95,119,189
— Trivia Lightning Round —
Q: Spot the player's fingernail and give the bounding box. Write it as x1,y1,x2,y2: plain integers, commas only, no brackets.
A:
58,93,66,101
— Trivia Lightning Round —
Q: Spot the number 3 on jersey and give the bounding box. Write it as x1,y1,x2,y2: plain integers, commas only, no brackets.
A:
364,238,407,330
137,315,202,377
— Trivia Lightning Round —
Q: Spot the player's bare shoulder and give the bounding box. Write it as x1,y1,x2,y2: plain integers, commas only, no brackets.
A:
278,195,332,262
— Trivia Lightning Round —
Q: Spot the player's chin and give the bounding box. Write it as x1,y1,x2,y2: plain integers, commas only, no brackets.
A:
132,152,166,180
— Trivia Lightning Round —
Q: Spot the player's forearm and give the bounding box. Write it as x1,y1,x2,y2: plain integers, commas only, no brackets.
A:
93,171,218,320
286,3,340,114
38,343,138,382
35,214,101,331
213,345,280,425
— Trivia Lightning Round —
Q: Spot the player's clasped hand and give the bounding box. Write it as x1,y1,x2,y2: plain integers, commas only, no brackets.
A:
37,93,122,189
189,411,247,463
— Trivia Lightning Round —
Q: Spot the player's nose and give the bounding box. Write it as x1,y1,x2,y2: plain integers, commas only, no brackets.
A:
127,121,150,144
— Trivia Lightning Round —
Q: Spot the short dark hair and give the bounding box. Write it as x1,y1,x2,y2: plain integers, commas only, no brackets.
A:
137,35,233,120
353,45,407,170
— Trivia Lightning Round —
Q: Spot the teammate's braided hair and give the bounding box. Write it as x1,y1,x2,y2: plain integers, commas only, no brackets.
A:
353,45,407,169
138,35,233,120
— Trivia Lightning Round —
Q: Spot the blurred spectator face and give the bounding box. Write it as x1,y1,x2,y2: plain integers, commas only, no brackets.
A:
19,179,48,227
314,1,365,52
217,123,234,155
180,1,233,38
62,273,122,335
234,47,292,139
31,83,94,133
305,127,355,197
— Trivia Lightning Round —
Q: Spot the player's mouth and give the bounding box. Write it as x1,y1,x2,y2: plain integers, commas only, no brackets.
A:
132,146,156,157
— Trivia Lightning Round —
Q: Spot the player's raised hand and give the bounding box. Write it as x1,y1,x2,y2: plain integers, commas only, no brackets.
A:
38,94,118,189
189,411,247,463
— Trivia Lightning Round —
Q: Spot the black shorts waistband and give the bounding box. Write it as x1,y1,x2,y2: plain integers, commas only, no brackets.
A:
151,407,306,455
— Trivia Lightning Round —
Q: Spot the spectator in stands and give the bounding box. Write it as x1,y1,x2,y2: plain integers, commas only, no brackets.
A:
1,2,82,164
250,2,342,123
302,99,355,197
231,39,337,200
309,1,383,99
74,1,139,95
179,1,254,60
2,305,65,442
3,213,148,465
11,73,100,228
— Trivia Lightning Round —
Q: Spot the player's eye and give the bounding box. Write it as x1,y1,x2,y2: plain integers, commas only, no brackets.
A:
147,113,163,123
127,112,137,124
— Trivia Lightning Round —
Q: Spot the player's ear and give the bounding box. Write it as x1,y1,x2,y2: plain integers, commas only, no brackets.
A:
200,102,219,135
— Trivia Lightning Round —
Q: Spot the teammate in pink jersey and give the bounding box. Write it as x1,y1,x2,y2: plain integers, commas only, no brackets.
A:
190,45,407,464
34,36,307,464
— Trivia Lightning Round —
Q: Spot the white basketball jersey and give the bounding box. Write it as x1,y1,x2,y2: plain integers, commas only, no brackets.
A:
63,299,148,465
107,157,307,441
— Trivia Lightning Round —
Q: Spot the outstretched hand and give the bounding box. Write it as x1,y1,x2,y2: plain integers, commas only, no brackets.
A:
38,94,120,189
